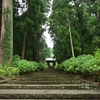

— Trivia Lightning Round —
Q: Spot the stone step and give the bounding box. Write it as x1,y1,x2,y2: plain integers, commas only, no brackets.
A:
0,99,88,100
15,77,71,80
19,70,75,78
0,69,99,99
19,75,71,79
7,80,88,84
21,73,77,77
0,89,100,99
1,99,94,100
1,99,99,100
0,84,98,90
16,77,71,81
0,99,89,100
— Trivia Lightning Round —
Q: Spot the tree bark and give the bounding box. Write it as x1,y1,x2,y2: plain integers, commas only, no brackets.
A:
0,0,13,64
67,13,75,58
21,0,30,59
22,31,27,59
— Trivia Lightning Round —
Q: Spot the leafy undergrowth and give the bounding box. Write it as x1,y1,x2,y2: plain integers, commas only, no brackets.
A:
54,50,100,81
0,55,48,79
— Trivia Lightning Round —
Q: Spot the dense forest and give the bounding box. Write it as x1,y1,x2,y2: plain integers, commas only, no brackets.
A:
0,0,51,64
0,0,100,63
0,0,100,79
13,0,52,62
49,0,100,63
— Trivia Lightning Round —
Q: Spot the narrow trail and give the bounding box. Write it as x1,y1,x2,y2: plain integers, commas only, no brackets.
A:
0,69,100,99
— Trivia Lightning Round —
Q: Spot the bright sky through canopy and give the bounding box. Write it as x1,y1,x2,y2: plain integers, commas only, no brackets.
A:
43,0,53,48
43,25,53,49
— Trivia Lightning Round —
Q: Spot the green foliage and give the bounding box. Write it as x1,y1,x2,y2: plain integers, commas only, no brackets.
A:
13,0,50,61
0,68,6,78
0,54,48,78
13,54,20,62
49,0,81,62
37,40,51,62
94,49,100,58
56,51,100,80
38,62,48,70
0,64,19,78
12,54,21,68
13,59,48,74
13,60,37,74
54,64,61,70
6,66,19,77
2,8,12,64
43,63,48,69
49,0,100,62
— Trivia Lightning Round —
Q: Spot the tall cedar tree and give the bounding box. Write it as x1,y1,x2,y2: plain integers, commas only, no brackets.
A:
0,0,13,64
13,0,50,61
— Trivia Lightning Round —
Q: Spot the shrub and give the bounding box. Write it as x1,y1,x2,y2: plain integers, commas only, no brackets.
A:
13,59,47,74
38,62,48,70
15,60,33,74
61,57,76,73
29,61,38,71
13,54,21,67
94,49,100,58
57,53,100,81
6,66,19,77
0,56,49,78
43,63,48,69
0,68,6,78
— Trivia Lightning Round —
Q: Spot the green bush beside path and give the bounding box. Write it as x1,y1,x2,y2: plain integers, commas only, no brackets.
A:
55,50,100,81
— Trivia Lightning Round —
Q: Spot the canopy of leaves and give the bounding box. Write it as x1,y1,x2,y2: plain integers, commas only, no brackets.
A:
13,0,51,62
49,0,100,63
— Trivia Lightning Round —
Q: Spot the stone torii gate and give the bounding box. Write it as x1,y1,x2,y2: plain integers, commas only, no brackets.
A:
46,57,56,69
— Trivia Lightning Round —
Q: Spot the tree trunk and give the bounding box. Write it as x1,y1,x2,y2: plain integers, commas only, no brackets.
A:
22,31,27,59
67,13,75,58
0,0,13,64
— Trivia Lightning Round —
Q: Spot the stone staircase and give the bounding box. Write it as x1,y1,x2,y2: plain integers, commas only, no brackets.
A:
0,69,100,99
